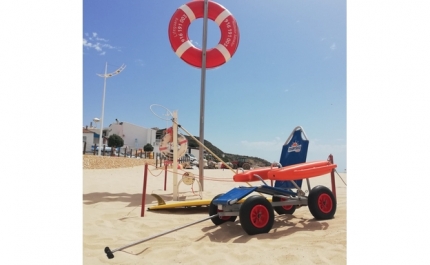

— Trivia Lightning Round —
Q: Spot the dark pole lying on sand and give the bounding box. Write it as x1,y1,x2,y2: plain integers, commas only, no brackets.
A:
104,214,219,259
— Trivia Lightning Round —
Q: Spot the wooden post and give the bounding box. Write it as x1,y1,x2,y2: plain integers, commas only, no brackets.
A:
83,142,86,155
141,163,148,217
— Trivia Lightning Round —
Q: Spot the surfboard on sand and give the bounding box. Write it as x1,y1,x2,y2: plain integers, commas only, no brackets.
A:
146,193,210,210
147,194,272,210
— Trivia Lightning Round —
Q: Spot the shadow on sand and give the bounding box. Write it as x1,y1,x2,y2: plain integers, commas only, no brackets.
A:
83,192,159,207
196,214,330,244
83,192,205,209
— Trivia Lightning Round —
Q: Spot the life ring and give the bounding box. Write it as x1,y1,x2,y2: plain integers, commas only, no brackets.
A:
159,127,188,159
168,0,240,68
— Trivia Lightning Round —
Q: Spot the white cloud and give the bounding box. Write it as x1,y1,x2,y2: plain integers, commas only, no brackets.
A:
241,137,344,155
309,142,346,154
240,138,284,152
330,43,336,50
83,32,119,55
237,139,284,163
233,136,346,171
190,39,200,48
135,59,144,66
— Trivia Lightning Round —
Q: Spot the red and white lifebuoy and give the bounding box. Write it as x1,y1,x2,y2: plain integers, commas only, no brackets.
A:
159,127,188,159
168,0,240,68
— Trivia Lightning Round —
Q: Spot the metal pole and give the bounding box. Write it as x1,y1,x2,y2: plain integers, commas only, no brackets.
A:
329,154,337,199
96,63,126,156
164,163,168,191
172,111,178,200
104,214,219,259
140,163,148,217
98,62,108,156
199,0,209,190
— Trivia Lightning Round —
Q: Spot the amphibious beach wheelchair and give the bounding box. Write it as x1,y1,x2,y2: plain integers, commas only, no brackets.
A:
208,126,337,235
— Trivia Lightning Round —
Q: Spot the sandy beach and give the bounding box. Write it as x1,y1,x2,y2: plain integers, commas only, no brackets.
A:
83,160,347,264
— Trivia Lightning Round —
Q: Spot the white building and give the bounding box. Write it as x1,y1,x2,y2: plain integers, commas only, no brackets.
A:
82,128,100,153
83,119,201,157
104,120,159,152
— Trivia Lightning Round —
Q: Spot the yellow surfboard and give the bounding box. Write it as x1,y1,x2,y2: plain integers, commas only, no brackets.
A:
147,194,272,210
146,193,211,210
147,199,212,210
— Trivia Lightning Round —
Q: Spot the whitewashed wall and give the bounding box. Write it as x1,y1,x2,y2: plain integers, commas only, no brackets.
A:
83,132,94,152
106,122,159,152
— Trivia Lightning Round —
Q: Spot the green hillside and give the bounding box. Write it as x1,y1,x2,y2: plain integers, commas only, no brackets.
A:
184,135,272,167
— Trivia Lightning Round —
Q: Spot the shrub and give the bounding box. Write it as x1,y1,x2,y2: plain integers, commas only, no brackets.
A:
144,143,154,152
108,134,124,148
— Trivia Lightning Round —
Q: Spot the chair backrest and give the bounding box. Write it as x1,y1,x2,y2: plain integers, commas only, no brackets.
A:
274,126,309,189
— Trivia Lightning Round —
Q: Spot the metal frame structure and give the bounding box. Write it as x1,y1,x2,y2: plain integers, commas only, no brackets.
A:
210,168,337,236
213,179,311,217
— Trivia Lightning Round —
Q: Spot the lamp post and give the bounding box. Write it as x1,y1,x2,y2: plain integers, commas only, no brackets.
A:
96,62,126,156
198,0,209,190
93,118,99,129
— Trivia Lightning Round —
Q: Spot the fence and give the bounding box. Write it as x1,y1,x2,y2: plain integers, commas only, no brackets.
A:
83,142,155,159
83,142,193,166
154,155,193,168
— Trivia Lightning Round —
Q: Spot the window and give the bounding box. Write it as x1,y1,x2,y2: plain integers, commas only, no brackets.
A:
83,136,87,142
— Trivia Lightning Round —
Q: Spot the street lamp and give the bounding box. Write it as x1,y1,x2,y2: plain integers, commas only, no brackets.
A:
96,62,126,156
93,117,100,128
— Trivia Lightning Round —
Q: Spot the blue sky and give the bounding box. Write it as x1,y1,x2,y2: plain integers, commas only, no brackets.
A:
2,1,430,263
83,0,347,171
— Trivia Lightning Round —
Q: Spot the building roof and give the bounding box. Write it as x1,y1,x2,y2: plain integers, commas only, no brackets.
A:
83,128,98,134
